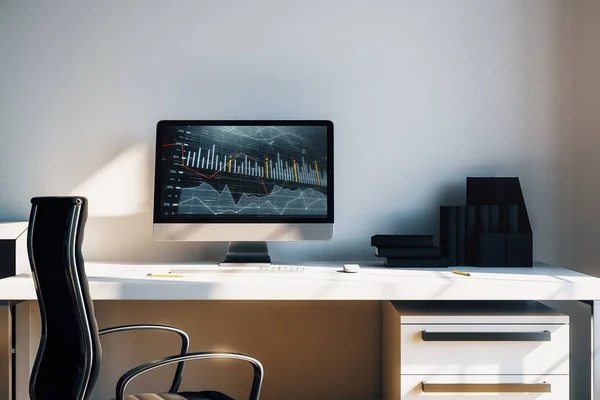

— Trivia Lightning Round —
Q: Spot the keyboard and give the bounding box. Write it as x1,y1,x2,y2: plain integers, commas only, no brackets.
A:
170,266,305,273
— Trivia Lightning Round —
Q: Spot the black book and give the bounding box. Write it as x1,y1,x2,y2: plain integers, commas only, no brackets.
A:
371,235,434,248
440,206,457,266
478,205,490,233
384,257,450,268
375,247,441,258
465,205,477,265
456,206,466,266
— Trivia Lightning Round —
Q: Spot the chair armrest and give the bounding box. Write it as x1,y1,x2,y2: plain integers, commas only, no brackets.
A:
99,324,189,393
116,352,264,400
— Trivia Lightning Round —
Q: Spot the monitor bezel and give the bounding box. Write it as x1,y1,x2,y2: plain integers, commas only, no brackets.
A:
153,120,334,224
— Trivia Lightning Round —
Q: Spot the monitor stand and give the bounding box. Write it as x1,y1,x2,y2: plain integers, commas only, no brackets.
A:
219,242,272,267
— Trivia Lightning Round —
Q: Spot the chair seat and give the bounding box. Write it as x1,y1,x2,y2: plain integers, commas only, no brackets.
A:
119,391,234,400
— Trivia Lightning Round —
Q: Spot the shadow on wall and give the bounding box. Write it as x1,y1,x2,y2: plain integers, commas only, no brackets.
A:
70,141,226,262
83,211,228,263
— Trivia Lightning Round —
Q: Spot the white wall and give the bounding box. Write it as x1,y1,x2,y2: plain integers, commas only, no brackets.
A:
0,0,572,265
0,1,581,399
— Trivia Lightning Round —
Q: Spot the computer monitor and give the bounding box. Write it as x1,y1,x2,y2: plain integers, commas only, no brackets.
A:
153,120,334,265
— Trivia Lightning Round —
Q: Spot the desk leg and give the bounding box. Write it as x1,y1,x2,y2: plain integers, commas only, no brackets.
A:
14,302,37,400
0,305,10,400
594,301,600,399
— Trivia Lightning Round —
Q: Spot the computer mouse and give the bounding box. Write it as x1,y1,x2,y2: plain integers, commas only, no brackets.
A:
343,264,360,273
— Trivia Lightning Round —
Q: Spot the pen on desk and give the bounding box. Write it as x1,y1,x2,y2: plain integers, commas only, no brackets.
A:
146,273,183,278
452,270,470,277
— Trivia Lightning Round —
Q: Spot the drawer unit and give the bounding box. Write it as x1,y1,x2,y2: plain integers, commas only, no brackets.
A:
399,374,569,399
382,301,569,400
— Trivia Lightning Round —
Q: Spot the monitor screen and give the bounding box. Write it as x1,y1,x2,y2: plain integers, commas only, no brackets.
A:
153,120,334,224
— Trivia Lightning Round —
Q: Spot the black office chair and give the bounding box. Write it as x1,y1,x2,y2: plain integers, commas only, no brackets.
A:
27,196,263,400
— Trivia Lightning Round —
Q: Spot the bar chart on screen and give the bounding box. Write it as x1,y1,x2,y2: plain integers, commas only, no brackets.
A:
179,144,328,186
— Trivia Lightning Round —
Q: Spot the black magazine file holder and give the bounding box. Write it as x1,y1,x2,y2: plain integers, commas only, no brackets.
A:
466,177,533,267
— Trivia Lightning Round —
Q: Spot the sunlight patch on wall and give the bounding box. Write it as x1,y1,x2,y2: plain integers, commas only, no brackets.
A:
69,143,152,217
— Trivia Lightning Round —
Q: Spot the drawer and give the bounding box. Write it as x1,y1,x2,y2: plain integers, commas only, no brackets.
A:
398,374,569,399
399,324,568,375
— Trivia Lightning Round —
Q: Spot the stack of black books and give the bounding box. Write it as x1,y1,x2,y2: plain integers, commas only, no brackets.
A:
371,235,449,267
373,177,533,268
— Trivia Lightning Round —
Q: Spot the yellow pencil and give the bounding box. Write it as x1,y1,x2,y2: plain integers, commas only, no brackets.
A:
146,273,183,278
452,270,470,277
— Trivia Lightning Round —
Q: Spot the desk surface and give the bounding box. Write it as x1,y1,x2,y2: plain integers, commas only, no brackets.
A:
1,261,600,301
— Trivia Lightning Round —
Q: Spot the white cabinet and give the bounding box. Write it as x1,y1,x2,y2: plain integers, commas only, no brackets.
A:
382,301,569,399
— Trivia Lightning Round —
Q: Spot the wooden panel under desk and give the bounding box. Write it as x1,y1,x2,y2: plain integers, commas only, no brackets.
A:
0,306,10,400
90,300,382,400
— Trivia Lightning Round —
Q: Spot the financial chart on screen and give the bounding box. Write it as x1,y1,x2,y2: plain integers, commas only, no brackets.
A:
155,124,330,221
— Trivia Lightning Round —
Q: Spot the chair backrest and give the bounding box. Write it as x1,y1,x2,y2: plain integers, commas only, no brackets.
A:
27,196,102,400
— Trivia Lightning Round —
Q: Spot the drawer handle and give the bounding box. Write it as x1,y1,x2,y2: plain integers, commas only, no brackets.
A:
422,382,551,393
421,330,551,341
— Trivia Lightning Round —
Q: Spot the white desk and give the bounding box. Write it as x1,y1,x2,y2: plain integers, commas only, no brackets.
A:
3,261,600,399
1,261,599,301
